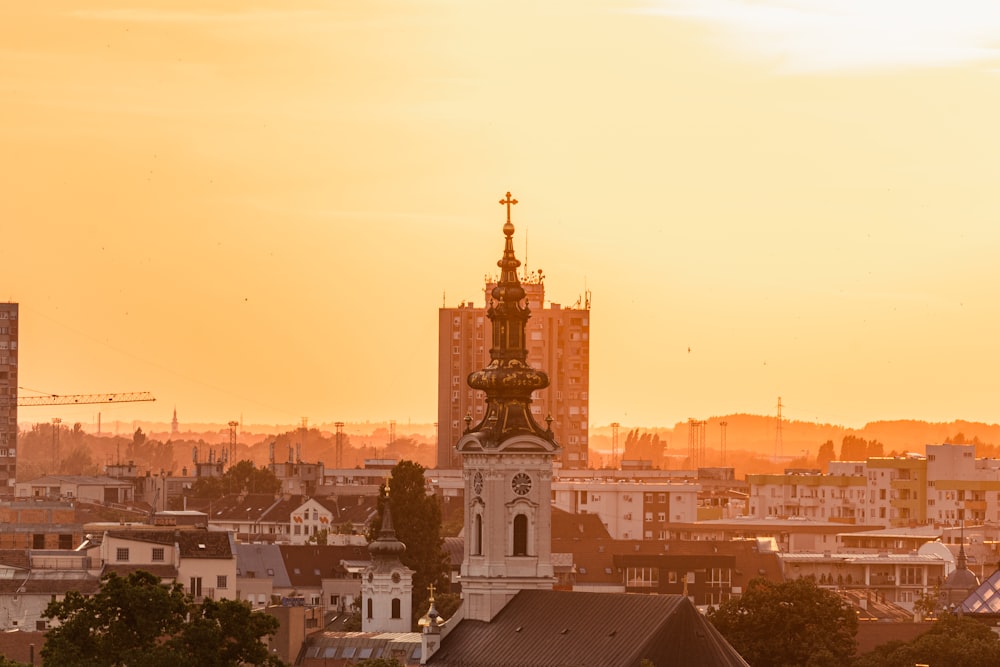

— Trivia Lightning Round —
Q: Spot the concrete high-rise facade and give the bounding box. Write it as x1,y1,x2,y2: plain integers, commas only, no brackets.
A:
0,303,17,490
438,272,590,470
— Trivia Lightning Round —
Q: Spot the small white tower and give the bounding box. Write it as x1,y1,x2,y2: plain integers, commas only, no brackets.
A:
362,483,414,632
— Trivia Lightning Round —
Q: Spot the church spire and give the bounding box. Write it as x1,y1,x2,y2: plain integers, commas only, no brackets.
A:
465,192,555,448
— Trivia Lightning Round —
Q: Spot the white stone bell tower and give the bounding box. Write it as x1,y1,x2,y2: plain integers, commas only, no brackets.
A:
362,485,414,633
456,193,559,622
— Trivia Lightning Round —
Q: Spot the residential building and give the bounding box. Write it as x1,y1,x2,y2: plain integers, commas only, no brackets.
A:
15,475,134,505
748,445,1000,529
94,528,237,602
0,499,83,549
438,279,590,470
0,548,99,631
551,479,701,540
0,303,16,491
279,544,369,612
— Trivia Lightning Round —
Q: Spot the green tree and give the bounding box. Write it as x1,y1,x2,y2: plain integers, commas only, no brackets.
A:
708,577,858,667
42,571,284,667
190,459,281,499
853,614,1000,667
307,528,329,545
354,659,402,667
817,440,836,471
367,460,450,629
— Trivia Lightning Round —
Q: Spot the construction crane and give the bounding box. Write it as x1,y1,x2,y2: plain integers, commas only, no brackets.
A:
16,391,156,406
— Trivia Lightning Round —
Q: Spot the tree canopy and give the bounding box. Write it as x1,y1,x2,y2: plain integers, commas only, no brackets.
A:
41,570,284,667
189,459,282,499
367,460,451,628
708,577,858,667
852,614,1000,667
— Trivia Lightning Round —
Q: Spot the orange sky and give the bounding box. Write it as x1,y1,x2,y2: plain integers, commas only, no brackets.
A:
3,1,1000,432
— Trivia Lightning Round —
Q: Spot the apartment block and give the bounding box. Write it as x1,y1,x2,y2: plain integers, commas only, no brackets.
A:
0,303,17,491
552,479,700,540
438,279,590,469
748,444,1000,528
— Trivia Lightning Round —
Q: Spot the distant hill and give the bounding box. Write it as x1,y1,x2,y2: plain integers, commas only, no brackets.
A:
591,415,1000,460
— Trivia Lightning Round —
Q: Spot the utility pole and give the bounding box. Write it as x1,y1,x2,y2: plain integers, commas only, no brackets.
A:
51,418,61,469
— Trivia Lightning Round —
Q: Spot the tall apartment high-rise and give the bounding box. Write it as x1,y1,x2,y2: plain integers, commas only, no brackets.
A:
0,303,17,490
438,278,590,470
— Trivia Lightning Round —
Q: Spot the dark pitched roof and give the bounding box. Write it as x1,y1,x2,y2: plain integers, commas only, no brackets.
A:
442,537,464,569
200,494,284,521
105,530,176,545
0,549,30,570
551,507,612,540
331,495,379,527
177,531,233,558
428,590,749,667
279,544,371,587
0,574,101,595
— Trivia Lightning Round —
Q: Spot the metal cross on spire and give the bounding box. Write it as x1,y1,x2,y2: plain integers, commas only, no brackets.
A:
499,191,518,223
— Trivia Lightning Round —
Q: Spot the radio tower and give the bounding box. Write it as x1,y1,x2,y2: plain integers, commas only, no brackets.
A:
687,419,706,469
610,422,620,469
775,397,784,462
335,422,345,468
228,420,238,466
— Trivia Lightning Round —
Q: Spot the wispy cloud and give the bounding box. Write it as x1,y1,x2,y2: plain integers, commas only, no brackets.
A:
642,0,1000,72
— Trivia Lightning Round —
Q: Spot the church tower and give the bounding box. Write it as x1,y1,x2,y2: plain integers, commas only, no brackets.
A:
456,193,560,623
362,485,414,633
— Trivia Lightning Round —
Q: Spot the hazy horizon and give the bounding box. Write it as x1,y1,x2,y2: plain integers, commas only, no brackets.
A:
5,1,1000,431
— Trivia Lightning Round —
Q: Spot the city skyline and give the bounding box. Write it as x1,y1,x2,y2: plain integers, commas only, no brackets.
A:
4,1,1000,431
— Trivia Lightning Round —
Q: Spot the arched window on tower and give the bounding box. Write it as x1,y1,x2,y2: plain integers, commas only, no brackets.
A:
391,598,401,619
513,514,528,556
474,513,483,556
367,598,373,619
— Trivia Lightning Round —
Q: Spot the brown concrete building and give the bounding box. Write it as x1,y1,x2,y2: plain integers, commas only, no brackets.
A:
438,279,590,470
0,302,16,493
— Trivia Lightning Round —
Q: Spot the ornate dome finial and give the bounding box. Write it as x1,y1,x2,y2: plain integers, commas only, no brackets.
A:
463,193,554,449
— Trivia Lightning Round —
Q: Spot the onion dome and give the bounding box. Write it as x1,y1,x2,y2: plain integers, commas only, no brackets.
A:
464,193,556,449
369,486,405,559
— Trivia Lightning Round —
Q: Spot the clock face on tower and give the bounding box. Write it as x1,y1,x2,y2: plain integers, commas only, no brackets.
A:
511,472,532,496
473,471,484,496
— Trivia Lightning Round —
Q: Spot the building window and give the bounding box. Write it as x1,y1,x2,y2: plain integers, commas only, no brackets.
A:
152,547,165,562
367,598,373,619
116,548,129,562
391,598,401,619
512,514,528,556
217,575,228,589
189,577,202,598
473,514,483,556
330,595,340,608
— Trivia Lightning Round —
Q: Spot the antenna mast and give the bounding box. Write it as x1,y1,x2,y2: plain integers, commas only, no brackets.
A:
610,422,620,469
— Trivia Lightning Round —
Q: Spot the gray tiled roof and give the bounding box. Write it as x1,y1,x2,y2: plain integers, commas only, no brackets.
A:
236,543,290,587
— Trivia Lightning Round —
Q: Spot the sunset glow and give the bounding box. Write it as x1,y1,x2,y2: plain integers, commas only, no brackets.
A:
3,1,1000,431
